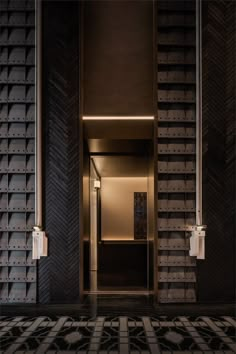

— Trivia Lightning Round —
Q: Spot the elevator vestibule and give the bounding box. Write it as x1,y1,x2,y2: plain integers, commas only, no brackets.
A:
83,122,155,294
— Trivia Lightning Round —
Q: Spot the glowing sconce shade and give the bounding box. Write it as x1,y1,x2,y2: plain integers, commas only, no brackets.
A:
94,179,101,189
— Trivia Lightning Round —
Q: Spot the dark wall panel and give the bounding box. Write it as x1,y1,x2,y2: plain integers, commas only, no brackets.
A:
157,0,197,303
38,1,80,303
198,0,236,302
83,0,153,116
0,0,36,304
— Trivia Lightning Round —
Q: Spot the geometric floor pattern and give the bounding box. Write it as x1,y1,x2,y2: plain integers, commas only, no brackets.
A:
0,316,235,353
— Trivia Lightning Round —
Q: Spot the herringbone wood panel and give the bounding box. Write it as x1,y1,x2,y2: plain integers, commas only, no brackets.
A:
38,2,80,303
199,0,236,301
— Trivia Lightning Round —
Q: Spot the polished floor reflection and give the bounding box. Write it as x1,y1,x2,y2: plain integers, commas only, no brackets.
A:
0,296,235,353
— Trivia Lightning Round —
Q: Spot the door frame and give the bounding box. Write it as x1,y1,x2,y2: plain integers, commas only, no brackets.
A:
78,0,158,300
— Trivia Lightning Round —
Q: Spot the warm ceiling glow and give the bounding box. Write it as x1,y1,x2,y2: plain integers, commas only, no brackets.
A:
83,116,154,120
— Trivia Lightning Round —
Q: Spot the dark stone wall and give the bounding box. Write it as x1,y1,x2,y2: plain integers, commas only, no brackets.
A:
38,1,81,303
198,0,236,302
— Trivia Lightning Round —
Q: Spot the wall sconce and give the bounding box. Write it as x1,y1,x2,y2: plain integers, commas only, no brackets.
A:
189,225,206,259
32,226,48,260
94,179,101,189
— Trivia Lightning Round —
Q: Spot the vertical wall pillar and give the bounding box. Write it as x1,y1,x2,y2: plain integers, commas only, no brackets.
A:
157,0,197,302
198,0,236,302
38,1,81,303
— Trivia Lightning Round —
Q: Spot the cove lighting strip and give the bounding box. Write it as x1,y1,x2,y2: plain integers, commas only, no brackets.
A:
83,116,154,120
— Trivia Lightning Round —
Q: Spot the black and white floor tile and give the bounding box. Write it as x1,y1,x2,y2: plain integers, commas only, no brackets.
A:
0,315,235,353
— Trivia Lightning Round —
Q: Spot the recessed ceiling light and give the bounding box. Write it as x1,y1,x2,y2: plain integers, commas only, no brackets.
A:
83,116,154,120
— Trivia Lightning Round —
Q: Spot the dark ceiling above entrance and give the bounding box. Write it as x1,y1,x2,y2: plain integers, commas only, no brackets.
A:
83,0,154,116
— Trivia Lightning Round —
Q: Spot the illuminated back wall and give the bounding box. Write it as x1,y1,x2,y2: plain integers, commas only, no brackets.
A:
101,177,147,241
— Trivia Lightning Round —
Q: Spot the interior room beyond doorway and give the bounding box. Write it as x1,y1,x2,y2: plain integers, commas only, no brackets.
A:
82,118,155,294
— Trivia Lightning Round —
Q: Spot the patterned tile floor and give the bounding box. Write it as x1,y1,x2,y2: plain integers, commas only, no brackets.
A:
0,315,235,353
